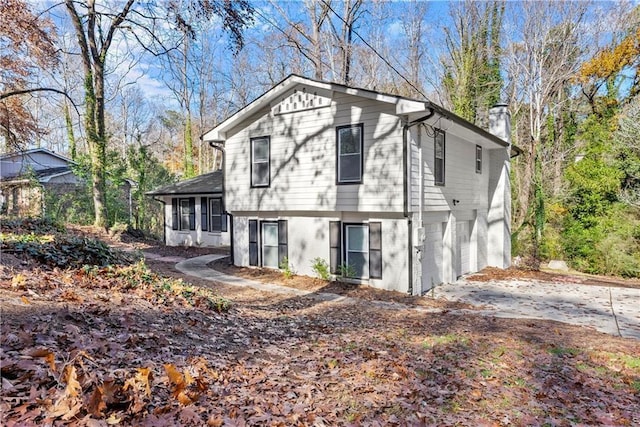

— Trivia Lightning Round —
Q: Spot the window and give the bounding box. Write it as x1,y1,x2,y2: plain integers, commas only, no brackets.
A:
476,145,482,174
171,198,195,231
434,129,445,185
329,221,382,279
346,225,369,278
209,198,222,231
337,124,363,184
249,219,288,268
261,222,279,268
251,136,270,187
179,199,191,230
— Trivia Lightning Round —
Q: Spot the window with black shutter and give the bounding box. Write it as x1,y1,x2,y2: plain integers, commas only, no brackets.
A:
171,198,178,230
369,222,382,279
188,197,196,231
434,129,445,186
201,198,208,231
248,220,258,266
329,221,341,274
278,220,288,266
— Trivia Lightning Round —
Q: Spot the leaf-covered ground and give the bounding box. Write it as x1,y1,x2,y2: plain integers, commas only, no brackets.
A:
1,220,639,426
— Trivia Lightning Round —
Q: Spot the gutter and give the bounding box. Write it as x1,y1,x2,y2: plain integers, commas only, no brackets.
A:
403,109,435,295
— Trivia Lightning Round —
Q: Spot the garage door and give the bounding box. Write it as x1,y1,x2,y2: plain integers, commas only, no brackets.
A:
456,221,470,277
421,223,443,292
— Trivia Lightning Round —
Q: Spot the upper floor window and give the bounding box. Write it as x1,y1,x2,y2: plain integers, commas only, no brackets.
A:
476,145,482,174
434,129,445,186
336,124,363,184
251,136,270,187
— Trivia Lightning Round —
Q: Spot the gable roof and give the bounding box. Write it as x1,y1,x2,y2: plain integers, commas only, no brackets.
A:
146,170,223,196
0,147,74,164
203,74,520,155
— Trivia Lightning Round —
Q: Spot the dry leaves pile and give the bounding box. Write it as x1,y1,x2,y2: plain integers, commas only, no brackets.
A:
1,221,639,426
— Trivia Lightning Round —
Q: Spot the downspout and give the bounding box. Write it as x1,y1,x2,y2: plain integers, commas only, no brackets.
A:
403,109,435,295
209,139,233,264
152,196,167,245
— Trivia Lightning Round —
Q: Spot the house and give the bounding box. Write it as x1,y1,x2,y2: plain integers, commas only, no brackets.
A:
147,170,230,247
203,74,519,294
0,148,81,216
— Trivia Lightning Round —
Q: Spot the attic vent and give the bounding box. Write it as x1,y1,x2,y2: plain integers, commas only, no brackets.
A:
272,88,332,115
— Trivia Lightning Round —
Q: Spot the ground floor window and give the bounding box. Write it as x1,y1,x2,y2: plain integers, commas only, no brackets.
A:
248,219,288,268
345,225,369,278
210,198,222,231
329,221,382,279
262,222,279,268
171,198,195,231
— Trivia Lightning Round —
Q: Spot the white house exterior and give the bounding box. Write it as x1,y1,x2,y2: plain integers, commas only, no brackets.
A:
203,75,517,294
147,171,230,247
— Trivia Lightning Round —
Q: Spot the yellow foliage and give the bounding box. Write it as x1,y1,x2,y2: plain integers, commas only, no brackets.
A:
578,28,640,82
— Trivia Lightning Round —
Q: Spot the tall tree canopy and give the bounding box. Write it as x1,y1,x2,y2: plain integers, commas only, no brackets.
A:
0,0,58,149
62,0,252,228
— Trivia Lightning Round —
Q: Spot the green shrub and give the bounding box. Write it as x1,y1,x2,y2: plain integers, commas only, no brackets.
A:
279,256,295,279
311,257,331,280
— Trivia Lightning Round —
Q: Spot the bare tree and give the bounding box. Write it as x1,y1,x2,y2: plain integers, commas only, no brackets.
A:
62,0,252,227
504,0,589,250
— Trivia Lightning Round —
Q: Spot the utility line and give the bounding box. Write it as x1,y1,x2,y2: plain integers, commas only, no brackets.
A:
319,0,429,101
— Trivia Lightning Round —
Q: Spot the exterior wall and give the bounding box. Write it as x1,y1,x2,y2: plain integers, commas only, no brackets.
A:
161,195,230,247
410,124,491,213
1,184,42,216
224,86,405,214
233,211,411,293
487,148,511,268
409,121,504,291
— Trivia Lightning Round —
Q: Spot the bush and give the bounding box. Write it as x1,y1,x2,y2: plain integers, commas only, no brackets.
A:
311,257,331,280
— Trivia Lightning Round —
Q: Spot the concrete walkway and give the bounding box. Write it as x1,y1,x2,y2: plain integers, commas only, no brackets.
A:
433,278,640,340
173,254,640,340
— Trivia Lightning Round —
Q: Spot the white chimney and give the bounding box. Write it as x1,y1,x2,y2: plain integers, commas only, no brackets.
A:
489,104,511,144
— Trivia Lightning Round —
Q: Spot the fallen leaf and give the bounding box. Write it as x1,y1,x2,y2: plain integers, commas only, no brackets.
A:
29,348,57,373
64,365,81,398
106,413,122,425
12,273,26,288
21,295,30,304
86,386,106,417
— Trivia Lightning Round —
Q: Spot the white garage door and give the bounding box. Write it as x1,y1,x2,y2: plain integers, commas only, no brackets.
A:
456,221,470,277
421,223,443,292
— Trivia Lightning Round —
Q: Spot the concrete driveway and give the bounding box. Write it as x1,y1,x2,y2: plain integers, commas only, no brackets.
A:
174,254,640,341
432,278,640,340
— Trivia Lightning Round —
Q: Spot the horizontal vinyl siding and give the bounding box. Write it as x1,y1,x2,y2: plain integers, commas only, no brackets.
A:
224,89,405,213
417,126,491,212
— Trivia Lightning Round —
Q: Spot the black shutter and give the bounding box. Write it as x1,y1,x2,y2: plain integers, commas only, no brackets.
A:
171,198,178,230
221,213,228,232
369,222,382,279
329,221,341,274
188,197,196,230
249,220,258,266
278,220,288,265
201,198,208,232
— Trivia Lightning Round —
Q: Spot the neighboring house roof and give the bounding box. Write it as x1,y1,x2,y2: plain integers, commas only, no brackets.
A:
202,74,522,156
0,147,74,164
146,171,223,196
